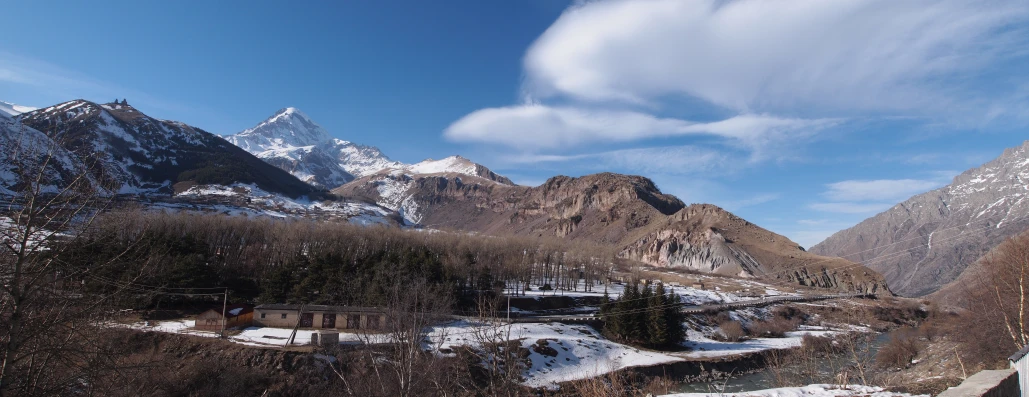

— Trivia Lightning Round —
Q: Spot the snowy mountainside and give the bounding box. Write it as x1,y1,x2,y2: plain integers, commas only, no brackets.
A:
224,107,401,187
170,183,399,225
225,107,513,189
15,100,318,197
333,155,515,225
0,115,98,195
224,107,332,152
0,100,38,117
812,140,1029,297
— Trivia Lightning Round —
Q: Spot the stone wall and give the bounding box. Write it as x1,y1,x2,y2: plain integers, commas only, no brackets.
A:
938,369,1018,397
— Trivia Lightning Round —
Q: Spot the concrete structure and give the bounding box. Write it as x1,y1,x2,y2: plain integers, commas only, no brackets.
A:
311,330,340,347
938,369,1018,397
195,304,253,331
1009,345,1029,397
253,304,385,330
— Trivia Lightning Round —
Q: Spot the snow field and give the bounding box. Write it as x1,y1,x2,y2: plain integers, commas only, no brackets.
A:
660,384,927,397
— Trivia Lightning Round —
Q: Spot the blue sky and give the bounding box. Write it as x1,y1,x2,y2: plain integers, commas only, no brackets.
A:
2,0,1029,247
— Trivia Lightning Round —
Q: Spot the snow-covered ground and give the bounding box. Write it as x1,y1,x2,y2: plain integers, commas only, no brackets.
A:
123,319,683,389
681,326,841,358
428,321,683,389
508,278,794,306
170,183,394,224
661,384,926,397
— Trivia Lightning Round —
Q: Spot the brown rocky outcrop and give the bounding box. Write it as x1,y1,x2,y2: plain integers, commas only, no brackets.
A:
335,173,888,293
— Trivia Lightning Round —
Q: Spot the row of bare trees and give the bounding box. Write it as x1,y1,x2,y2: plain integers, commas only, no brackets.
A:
59,210,620,310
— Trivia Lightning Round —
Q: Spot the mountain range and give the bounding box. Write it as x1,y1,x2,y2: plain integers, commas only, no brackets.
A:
811,140,1029,297
0,98,890,293
8,99,319,198
224,108,511,189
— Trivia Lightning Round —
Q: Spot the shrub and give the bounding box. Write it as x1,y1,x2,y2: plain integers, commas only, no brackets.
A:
718,321,746,342
748,316,800,338
875,327,921,369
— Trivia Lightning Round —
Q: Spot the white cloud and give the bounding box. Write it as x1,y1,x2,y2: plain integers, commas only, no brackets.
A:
524,0,1029,116
444,104,835,151
500,145,732,175
721,193,781,211
809,202,895,214
822,179,945,202
810,174,952,215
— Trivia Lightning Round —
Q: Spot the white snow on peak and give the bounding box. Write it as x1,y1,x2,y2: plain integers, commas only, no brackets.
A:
227,107,333,151
405,155,477,176
224,108,406,186
0,100,38,117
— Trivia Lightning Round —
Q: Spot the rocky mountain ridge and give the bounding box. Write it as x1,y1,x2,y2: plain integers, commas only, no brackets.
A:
335,172,888,292
14,100,319,198
811,140,1029,297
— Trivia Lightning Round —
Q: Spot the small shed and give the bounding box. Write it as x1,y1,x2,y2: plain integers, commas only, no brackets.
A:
1008,345,1029,397
195,304,254,332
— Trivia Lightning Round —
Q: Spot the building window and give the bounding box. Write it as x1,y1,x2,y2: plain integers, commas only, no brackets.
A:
281,313,287,319
260,313,266,319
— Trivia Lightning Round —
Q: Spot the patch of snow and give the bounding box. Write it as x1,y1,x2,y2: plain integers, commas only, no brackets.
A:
428,321,683,389
0,100,38,116
661,384,927,397
681,327,842,358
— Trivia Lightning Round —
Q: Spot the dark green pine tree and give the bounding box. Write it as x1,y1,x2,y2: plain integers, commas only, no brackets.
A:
664,290,687,345
632,283,653,344
612,283,639,340
648,283,670,347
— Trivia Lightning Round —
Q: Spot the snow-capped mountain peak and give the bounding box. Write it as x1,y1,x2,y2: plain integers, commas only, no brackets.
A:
225,107,407,188
0,100,39,117
405,155,476,175
227,107,333,152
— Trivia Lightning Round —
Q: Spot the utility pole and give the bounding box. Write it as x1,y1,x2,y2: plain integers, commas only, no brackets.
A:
220,288,228,338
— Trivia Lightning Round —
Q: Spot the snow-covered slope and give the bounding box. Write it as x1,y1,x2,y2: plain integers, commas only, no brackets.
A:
0,100,38,117
16,100,317,197
0,115,97,195
224,108,513,189
224,107,405,187
332,155,516,225
812,140,1029,296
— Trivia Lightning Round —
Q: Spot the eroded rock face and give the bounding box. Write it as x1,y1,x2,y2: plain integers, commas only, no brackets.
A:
620,204,889,293
621,229,760,277
812,140,1029,297
335,173,888,293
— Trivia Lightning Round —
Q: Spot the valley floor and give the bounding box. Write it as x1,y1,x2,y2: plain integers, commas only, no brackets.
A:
660,384,927,397
123,316,871,389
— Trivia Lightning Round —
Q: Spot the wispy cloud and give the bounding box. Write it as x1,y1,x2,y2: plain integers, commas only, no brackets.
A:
445,104,836,152
523,0,1029,118
0,52,194,115
822,179,943,202
810,173,955,214
808,202,896,214
499,145,734,176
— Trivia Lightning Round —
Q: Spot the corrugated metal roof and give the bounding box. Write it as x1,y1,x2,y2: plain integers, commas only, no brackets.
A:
254,304,382,313
1009,344,1029,362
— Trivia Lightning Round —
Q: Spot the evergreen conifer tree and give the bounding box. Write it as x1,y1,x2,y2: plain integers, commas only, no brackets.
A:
648,283,669,346
664,290,686,345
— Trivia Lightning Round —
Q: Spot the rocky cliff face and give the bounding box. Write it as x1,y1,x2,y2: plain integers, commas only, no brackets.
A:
622,204,888,292
811,140,1029,297
336,173,888,293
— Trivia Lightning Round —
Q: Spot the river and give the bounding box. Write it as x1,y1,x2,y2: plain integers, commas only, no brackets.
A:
671,332,891,393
